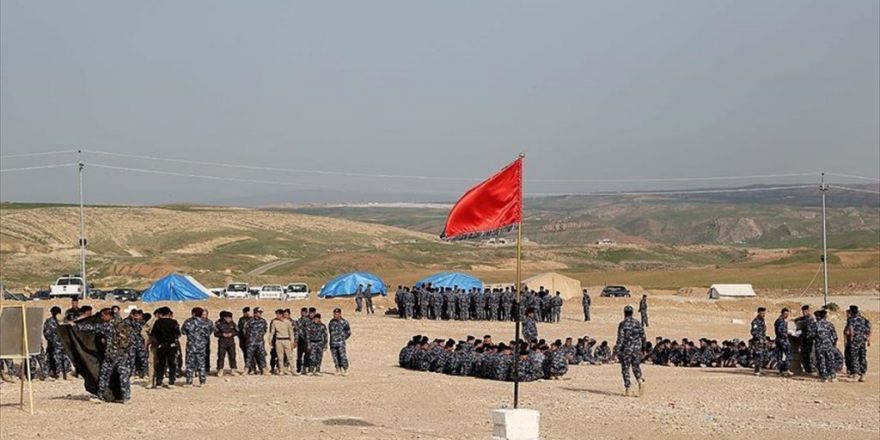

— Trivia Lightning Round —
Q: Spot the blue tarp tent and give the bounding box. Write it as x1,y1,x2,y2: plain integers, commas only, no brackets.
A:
141,273,213,302
319,272,387,298
415,272,483,291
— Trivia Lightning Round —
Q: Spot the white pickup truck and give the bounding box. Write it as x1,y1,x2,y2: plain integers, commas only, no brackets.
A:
50,275,86,299
285,283,310,300
257,284,285,300
224,282,250,299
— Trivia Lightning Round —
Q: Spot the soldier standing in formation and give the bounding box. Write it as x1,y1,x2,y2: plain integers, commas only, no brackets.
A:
214,311,239,376
295,308,312,374
328,308,352,375
244,307,268,375
181,307,213,386
845,305,872,382
751,307,767,376
551,292,563,323
123,308,148,378
774,308,793,377
43,306,71,380
615,305,646,397
364,284,375,314
354,285,365,313
582,289,591,322
814,310,839,382
306,313,328,375
74,308,132,403
522,308,538,343
639,295,649,327
237,307,252,373
795,305,817,374
270,309,295,375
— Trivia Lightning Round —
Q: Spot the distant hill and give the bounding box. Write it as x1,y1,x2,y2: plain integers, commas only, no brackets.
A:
283,184,880,248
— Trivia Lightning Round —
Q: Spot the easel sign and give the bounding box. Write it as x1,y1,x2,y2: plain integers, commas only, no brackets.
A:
0,304,44,414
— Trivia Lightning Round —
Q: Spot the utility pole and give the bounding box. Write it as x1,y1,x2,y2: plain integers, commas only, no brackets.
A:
820,172,829,307
78,149,87,298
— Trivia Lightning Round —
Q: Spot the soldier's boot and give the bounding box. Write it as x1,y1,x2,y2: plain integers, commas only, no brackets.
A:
624,387,631,397
858,375,865,382
217,369,224,377
89,397,103,404
638,379,645,396
335,367,341,375
342,368,348,376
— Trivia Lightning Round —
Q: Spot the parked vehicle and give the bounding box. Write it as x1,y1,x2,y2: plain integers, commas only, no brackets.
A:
111,288,141,302
224,282,250,298
50,275,86,299
257,284,285,300
284,283,310,300
600,285,631,297
30,290,52,301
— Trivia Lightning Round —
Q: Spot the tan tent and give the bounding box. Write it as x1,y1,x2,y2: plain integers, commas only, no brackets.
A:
523,272,582,300
707,284,756,299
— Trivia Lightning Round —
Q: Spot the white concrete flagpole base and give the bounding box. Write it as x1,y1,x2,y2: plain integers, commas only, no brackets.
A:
491,408,540,440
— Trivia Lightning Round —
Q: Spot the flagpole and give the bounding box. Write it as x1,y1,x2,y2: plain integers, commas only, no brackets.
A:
513,152,524,409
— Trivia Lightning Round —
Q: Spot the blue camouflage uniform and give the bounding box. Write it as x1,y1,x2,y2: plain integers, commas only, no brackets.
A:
76,318,131,401
328,317,351,370
43,316,71,377
847,314,872,376
306,320,328,373
615,316,645,389
774,317,792,374
815,318,838,380
181,316,214,384
245,317,268,373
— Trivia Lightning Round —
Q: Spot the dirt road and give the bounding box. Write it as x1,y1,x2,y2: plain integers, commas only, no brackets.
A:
1,294,878,439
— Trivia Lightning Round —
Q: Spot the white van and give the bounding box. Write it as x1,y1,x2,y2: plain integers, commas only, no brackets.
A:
258,284,285,300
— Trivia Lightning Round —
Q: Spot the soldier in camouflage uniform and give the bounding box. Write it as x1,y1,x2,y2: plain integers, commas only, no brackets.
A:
582,289,591,322
639,295,649,327
74,308,132,403
237,307,252,373
522,308,538,343
794,305,817,374
123,309,148,378
245,308,269,375
845,305,872,382
364,284,376,315
306,313,329,375
328,308,352,375
43,306,72,379
615,305,645,397
181,307,214,386
548,340,568,379
774,308,793,377
814,310,838,382
354,285,365,313
750,307,767,375
501,288,513,321
551,292,563,323
489,290,500,321
403,288,415,319
295,308,313,374
214,311,239,376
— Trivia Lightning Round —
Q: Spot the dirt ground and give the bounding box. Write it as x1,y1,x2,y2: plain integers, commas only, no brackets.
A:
1,294,878,440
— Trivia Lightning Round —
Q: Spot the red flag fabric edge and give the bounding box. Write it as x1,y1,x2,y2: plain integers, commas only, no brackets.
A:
440,158,523,241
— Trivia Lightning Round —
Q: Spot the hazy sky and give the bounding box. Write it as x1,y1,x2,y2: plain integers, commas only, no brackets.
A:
1,1,878,204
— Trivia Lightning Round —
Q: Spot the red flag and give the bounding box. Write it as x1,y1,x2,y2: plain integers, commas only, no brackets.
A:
441,157,523,240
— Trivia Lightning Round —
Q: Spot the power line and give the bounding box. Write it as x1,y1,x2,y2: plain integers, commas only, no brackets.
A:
84,149,482,182
528,172,818,183
828,185,880,195
88,163,319,187
0,149,75,160
84,149,825,184
527,185,817,197
825,172,880,182
0,163,77,173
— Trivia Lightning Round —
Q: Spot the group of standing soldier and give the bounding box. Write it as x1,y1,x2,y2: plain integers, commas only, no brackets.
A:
750,304,871,382
393,284,564,323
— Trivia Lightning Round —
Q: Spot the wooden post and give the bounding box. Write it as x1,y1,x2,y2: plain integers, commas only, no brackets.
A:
21,305,34,414
513,153,524,409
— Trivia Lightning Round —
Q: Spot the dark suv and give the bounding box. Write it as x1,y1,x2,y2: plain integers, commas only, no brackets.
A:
601,285,631,297
112,289,141,302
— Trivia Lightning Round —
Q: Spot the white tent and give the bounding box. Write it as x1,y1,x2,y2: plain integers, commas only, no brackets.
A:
707,284,756,299
523,272,582,300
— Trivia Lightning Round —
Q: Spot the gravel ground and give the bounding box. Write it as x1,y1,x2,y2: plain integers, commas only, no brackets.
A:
1,295,878,439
